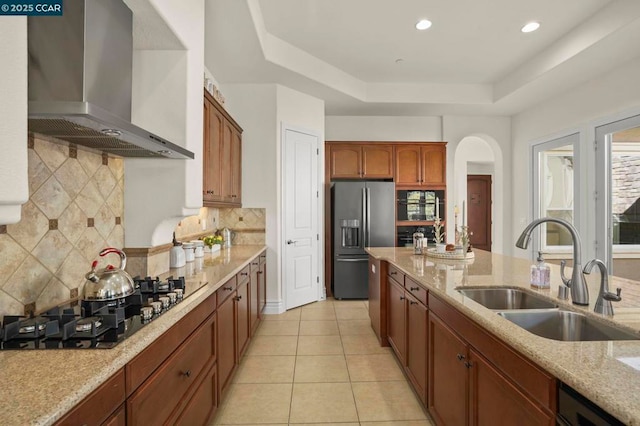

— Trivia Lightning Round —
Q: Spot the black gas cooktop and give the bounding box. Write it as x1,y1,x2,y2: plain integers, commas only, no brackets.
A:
0,276,186,350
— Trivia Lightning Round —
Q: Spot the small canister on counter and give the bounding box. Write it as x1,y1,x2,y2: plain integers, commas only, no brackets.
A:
182,242,195,262
192,240,205,258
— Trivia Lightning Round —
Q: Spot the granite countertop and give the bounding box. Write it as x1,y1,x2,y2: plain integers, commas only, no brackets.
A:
367,247,640,425
0,245,266,426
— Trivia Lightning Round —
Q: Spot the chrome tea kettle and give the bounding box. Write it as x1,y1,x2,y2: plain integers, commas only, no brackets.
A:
84,248,135,301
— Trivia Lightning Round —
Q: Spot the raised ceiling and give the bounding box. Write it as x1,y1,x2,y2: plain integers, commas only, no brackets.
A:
205,0,640,116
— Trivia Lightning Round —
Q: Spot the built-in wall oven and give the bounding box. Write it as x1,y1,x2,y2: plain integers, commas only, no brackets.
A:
397,189,445,222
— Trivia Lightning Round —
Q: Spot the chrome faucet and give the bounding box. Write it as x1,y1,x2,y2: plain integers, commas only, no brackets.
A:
515,217,589,305
583,259,622,316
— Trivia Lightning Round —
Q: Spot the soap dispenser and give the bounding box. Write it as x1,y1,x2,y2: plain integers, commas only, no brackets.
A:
530,251,550,289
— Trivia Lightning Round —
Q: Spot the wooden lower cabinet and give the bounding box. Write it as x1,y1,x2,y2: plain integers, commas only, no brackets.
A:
217,289,236,399
406,292,427,404
236,278,250,360
258,253,266,316
387,276,406,364
250,258,260,334
368,256,387,345
427,293,556,426
172,362,218,426
428,313,469,426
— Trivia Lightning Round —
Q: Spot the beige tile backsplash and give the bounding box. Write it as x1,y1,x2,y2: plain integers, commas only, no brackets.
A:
0,135,266,317
0,136,124,316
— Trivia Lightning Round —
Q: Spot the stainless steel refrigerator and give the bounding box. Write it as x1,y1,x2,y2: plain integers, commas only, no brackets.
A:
332,181,395,299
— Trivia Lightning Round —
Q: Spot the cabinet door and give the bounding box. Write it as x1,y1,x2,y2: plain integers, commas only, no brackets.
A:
406,293,427,404
362,145,393,178
249,258,260,335
258,254,267,316
217,293,236,398
204,101,224,203
221,120,234,202
174,363,218,426
387,277,406,364
236,280,250,360
368,257,382,342
103,405,125,426
330,144,362,178
421,144,446,186
469,348,554,426
230,128,242,205
428,313,468,426
395,145,422,185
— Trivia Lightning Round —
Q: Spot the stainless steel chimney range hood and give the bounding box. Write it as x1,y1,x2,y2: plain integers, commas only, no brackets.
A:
27,0,194,160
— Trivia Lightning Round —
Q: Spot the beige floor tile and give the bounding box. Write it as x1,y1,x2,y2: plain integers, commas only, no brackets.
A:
297,335,344,355
346,353,405,381
301,299,335,309
261,309,301,321
233,355,295,383
290,424,359,426
352,381,427,422
360,421,434,426
214,383,292,424
335,306,370,320
301,308,336,320
299,320,339,335
294,355,349,382
256,320,300,336
289,382,358,423
333,299,368,309
341,333,392,355
245,335,298,356
338,319,377,335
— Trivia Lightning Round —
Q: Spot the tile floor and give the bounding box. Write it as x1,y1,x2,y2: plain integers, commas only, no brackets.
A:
212,299,434,425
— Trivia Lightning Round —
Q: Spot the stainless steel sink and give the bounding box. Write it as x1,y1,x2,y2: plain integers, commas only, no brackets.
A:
498,310,639,341
457,287,558,310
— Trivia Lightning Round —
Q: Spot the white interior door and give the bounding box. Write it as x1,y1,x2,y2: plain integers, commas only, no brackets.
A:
283,126,319,310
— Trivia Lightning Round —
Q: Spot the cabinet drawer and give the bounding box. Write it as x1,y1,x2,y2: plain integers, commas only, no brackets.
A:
388,264,405,285
259,251,266,264
127,313,216,425
405,276,427,306
54,369,125,426
173,362,218,426
126,292,216,395
217,276,237,307
250,256,260,273
237,264,251,285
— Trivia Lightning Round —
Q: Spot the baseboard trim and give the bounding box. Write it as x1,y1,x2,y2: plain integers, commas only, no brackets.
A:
262,300,285,315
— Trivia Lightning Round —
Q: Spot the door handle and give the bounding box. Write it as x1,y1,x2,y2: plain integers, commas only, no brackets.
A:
287,240,295,245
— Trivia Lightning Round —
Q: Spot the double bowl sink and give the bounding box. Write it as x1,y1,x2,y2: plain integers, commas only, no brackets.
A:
456,287,639,342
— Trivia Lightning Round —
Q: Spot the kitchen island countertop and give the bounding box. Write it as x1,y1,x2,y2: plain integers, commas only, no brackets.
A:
366,247,640,425
0,245,266,426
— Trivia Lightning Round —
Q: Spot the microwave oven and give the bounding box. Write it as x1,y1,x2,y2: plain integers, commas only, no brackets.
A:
397,190,445,222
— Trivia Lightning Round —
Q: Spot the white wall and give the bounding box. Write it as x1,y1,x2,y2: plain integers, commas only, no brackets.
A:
125,0,204,247
223,84,324,312
512,55,640,261
0,18,28,225
326,116,442,141
223,83,278,306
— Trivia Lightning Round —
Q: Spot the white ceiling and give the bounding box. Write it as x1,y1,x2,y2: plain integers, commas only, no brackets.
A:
205,0,640,116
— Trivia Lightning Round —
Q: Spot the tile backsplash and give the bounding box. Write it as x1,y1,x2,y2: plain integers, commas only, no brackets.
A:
0,135,124,316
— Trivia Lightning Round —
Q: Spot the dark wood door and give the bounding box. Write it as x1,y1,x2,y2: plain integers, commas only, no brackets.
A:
330,144,362,178
428,313,468,426
395,145,422,186
467,175,492,251
406,293,427,404
235,280,250,360
362,145,393,178
217,293,236,398
469,348,554,426
422,145,446,186
387,277,406,364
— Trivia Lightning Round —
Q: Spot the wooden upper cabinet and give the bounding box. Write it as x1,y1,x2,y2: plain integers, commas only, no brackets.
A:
328,143,393,179
203,90,242,207
395,143,446,187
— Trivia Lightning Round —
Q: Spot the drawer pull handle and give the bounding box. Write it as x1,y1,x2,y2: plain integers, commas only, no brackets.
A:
410,286,419,291
240,272,248,276
456,353,465,361
235,295,242,301
257,271,263,274
183,370,192,377
410,301,418,305
464,361,473,369
390,271,397,275
223,286,233,291
400,296,405,301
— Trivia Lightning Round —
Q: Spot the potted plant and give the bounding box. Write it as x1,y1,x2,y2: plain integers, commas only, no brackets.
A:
434,217,446,253
202,234,223,252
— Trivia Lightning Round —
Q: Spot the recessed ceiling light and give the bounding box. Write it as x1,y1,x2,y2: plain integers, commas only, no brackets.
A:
416,19,432,31
521,22,540,33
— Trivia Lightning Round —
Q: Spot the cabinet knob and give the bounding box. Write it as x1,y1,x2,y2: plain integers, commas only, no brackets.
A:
410,301,418,305
456,353,465,361
235,295,242,301
183,370,192,377
400,296,405,301
464,361,473,368
223,286,232,291
240,272,248,276
410,286,419,291
390,271,397,275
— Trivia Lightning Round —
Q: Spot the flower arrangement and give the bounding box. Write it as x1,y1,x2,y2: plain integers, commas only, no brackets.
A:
433,217,445,244
202,234,223,248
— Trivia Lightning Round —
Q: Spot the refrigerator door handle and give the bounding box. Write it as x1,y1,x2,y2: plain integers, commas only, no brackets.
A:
366,187,371,248
362,187,367,248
